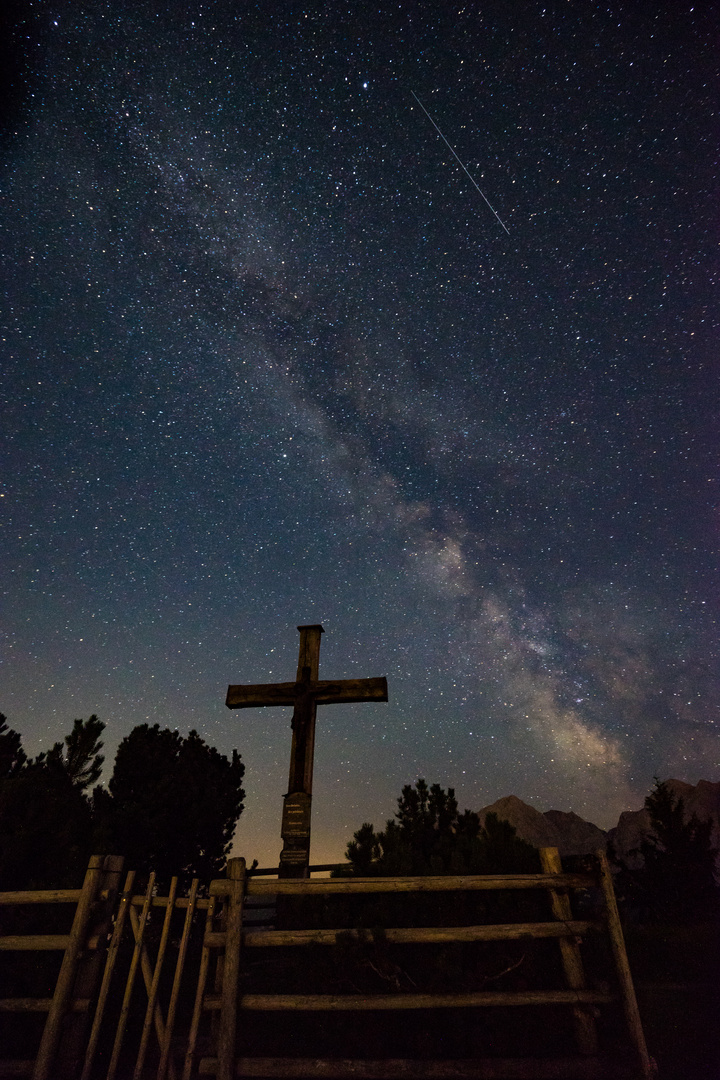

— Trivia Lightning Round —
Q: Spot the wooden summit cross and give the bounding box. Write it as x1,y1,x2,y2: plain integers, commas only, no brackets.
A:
226,624,388,877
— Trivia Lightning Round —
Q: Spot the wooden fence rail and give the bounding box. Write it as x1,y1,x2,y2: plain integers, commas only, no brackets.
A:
0,890,84,905
224,872,599,895
196,1058,630,1079
0,849,654,1080
0,854,125,1080
211,920,601,948
204,990,616,1011
198,849,653,1080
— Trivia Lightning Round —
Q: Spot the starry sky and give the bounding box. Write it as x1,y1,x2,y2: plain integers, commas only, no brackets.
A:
2,1,718,866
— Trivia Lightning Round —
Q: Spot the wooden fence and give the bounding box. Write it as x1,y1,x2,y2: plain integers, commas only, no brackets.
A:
0,849,654,1080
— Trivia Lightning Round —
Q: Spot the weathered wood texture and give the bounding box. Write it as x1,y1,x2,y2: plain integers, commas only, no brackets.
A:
217,858,246,1080
199,849,650,1078
226,677,389,709
124,901,179,1080
0,999,90,1013
203,921,600,949
133,877,179,1079
539,847,598,1056
246,862,346,876
285,625,323,807
106,872,156,1080
226,624,388,879
183,895,218,1080
80,870,136,1080
56,856,126,1078
158,877,199,1080
196,1056,637,1078
129,893,212,909
31,855,121,1080
0,890,82,906
203,990,615,1012
223,873,595,897
0,935,93,951
0,848,651,1080
597,849,654,1080
0,863,183,1077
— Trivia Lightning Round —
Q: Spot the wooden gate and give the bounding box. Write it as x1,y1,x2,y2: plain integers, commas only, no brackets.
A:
0,850,654,1079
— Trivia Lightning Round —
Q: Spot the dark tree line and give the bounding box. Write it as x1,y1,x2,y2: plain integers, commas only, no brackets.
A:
340,777,718,927
338,778,540,877
0,714,245,889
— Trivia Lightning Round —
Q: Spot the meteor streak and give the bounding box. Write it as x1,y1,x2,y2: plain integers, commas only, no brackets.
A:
411,91,510,236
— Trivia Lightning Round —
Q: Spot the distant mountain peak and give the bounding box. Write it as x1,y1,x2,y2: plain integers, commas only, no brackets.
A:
479,779,720,861
608,777,720,863
479,795,606,857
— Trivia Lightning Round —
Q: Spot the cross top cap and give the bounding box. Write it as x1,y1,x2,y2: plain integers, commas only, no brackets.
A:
297,624,324,633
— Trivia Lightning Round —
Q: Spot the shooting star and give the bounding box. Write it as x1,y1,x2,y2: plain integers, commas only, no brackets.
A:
411,91,510,236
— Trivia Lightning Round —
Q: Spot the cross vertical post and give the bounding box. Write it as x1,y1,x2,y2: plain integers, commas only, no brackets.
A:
280,624,323,877
287,624,323,795
226,623,388,879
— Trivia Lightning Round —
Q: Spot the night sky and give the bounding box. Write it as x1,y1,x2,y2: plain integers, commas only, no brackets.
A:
2,2,717,866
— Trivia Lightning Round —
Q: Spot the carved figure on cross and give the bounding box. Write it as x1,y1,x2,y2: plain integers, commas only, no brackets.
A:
226,625,388,877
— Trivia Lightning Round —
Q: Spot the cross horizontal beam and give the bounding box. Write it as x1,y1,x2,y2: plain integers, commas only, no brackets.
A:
226,677,388,710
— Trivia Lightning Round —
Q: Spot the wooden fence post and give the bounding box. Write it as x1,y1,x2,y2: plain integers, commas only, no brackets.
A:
182,893,217,1080
106,873,156,1080
133,876,179,1079
126,901,178,1078
596,849,655,1079
80,869,136,1080
56,855,125,1078
539,847,598,1056
217,858,246,1080
31,855,117,1080
158,877,200,1080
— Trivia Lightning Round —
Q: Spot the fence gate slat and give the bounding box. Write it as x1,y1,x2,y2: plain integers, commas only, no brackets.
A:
539,847,598,1056
31,855,108,1080
158,878,199,1080
106,873,156,1080
3,854,652,1079
133,877,179,1079
58,856,127,1078
196,1056,636,1078
125,900,180,1080
182,895,217,1080
596,849,654,1080
80,870,137,1080
210,889,228,1056
216,858,246,1080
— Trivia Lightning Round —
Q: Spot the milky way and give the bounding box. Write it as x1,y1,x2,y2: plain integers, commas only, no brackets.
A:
2,3,717,863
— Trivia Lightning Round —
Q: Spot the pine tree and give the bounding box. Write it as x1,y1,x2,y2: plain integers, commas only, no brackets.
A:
613,778,718,923
0,717,95,889
338,779,538,876
36,715,105,791
104,723,245,886
0,716,245,890
0,714,26,782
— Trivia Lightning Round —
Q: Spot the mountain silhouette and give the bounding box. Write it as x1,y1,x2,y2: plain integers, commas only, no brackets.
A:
478,779,720,860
